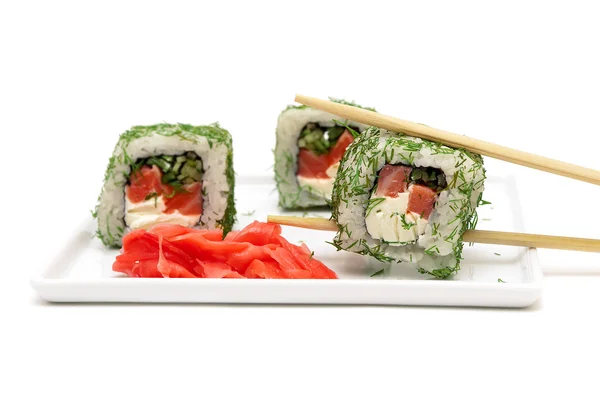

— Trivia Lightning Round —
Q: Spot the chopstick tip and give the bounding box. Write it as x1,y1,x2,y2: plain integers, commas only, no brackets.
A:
294,93,307,104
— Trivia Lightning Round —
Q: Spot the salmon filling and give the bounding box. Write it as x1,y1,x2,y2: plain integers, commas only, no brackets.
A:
125,153,203,230
365,164,446,245
296,123,356,198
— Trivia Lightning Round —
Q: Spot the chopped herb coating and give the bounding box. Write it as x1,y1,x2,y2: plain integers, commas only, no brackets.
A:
399,214,416,230
370,268,386,277
418,266,460,279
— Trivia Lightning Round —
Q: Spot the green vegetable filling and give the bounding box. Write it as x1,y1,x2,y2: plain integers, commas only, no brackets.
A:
407,166,447,192
297,123,359,156
130,151,203,190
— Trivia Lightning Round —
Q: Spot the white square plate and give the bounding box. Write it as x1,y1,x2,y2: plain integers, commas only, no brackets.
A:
30,174,542,307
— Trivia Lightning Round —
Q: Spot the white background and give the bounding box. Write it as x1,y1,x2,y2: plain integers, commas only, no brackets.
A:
2,0,600,398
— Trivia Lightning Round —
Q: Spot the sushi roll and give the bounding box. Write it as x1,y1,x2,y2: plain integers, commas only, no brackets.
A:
94,123,235,247
274,99,373,209
330,126,486,278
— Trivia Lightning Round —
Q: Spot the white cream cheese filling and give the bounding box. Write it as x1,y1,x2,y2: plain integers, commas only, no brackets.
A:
125,195,201,230
365,193,428,245
296,162,340,200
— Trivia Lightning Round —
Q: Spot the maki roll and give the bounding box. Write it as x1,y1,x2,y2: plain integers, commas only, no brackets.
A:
94,123,235,247
330,126,485,278
274,99,373,209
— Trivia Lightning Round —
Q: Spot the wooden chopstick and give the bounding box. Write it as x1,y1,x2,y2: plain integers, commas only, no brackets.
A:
267,215,600,253
295,94,600,186
461,230,600,252
268,215,338,231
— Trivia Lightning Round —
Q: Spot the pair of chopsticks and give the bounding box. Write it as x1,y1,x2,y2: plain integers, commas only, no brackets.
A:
267,95,600,253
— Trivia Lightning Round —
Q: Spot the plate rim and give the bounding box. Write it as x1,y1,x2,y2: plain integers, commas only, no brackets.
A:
29,174,544,307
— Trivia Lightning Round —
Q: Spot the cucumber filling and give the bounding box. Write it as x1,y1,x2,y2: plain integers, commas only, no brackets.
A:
297,123,358,155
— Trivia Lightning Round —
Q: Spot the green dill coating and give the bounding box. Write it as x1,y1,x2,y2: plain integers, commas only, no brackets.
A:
330,126,485,279
94,122,236,248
